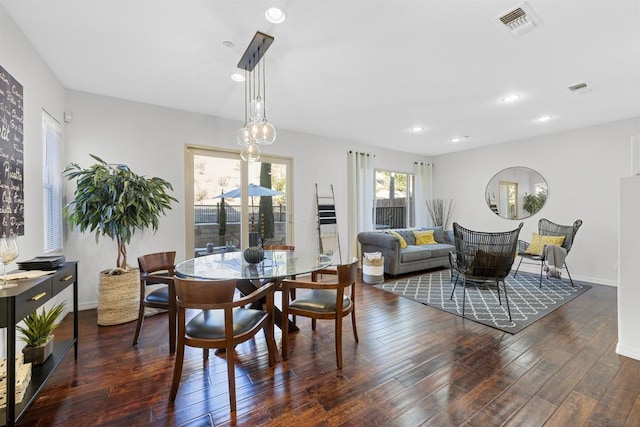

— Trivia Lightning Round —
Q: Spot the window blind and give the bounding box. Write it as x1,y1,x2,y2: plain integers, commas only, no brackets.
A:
42,110,63,253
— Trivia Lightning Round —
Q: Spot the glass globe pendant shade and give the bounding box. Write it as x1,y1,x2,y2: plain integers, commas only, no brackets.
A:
245,121,262,141
240,142,261,162
249,98,264,122
256,121,276,145
236,126,251,146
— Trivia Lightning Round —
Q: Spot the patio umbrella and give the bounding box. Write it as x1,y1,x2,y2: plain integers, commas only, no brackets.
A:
214,184,283,229
214,183,283,199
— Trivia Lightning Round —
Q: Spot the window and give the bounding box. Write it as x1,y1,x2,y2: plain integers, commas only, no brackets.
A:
185,146,292,257
42,110,63,253
375,170,415,229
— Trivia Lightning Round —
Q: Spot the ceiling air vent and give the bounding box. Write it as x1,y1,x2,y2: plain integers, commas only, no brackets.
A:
496,2,543,37
568,82,591,94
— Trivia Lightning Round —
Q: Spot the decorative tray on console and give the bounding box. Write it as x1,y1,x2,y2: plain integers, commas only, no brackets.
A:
17,255,65,271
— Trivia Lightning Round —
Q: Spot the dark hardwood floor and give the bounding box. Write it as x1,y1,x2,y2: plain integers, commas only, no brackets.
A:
15,270,639,426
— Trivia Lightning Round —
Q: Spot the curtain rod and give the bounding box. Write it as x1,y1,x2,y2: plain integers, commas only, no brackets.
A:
348,150,375,157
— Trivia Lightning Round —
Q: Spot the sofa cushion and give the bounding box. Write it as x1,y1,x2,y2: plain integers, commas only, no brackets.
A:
394,229,416,246
400,245,433,262
420,226,445,243
423,243,455,258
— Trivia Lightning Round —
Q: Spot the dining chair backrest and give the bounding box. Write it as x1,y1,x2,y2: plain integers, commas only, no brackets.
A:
138,251,176,276
337,259,358,288
263,244,295,251
173,277,237,307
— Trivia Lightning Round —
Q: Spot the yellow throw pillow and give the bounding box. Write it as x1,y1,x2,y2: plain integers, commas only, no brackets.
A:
524,233,565,256
389,230,407,248
413,229,436,245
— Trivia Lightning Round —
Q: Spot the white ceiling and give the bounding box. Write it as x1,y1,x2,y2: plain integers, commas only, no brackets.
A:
2,0,639,156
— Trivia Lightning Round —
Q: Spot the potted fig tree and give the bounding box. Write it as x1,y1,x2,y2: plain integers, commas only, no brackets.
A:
17,302,65,365
63,154,177,326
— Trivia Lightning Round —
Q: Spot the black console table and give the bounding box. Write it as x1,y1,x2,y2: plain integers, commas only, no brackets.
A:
0,262,78,426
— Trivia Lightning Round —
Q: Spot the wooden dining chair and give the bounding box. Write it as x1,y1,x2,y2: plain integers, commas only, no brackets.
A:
133,251,176,353
169,277,277,412
280,258,358,369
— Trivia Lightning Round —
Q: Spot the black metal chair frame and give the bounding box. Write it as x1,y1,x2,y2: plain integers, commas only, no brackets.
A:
449,222,523,321
513,218,582,287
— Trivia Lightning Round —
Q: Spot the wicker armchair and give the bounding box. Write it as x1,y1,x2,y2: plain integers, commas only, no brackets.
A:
513,218,583,287
449,222,523,320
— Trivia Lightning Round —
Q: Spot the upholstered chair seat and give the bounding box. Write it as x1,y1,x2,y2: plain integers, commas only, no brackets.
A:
289,290,351,313
186,308,267,340
145,287,169,303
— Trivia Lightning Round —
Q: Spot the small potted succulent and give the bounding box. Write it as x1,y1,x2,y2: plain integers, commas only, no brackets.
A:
17,302,65,365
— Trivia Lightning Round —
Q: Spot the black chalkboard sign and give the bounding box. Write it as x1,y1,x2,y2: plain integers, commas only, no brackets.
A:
0,65,24,237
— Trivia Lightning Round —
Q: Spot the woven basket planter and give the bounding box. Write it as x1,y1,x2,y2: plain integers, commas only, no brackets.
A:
362,256,385,284
97,269,140,326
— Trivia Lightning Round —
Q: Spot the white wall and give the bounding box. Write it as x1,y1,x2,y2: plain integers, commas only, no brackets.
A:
0,5,66,259
618,176,640,359
64,90,428,308
0,4,67,357
434,117,640,286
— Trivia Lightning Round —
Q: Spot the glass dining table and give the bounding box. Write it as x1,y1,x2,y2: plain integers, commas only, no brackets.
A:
175,249,332,331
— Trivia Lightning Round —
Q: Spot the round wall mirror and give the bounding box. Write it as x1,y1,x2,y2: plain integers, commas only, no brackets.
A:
485,167,547,219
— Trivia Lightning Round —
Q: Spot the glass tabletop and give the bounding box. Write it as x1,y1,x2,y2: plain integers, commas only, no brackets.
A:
175,250,332,280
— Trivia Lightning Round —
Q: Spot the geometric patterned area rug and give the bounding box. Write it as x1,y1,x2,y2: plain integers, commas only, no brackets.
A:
374,269,592,334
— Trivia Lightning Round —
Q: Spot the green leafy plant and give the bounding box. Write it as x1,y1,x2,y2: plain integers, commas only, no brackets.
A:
63,154,178,271
17,302,65,347
523,191,547,215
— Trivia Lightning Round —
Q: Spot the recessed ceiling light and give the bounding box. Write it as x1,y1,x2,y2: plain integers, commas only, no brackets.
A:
265,7,286,24
230,73,245,82
537,115,552,122
450,135,469,143
502,94,521,102
411,126,425,133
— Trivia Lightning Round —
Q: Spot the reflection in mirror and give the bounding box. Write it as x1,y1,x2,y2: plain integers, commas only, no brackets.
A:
486,167,547,219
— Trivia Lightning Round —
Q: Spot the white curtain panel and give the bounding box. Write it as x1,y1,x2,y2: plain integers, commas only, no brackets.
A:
347,151,375,261
414,162,434,227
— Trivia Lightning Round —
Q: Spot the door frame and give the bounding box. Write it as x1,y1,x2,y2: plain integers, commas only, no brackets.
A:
184,145,293,256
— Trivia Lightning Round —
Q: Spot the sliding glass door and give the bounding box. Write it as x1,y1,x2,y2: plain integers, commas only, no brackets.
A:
185,146,292,258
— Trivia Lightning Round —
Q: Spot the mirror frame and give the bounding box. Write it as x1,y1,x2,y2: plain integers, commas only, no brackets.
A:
485,166,547,220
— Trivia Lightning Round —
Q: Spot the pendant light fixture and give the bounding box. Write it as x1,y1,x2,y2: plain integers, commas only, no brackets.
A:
236,31,276,162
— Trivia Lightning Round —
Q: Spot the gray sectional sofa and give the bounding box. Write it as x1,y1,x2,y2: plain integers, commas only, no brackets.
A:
357,226,454,276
